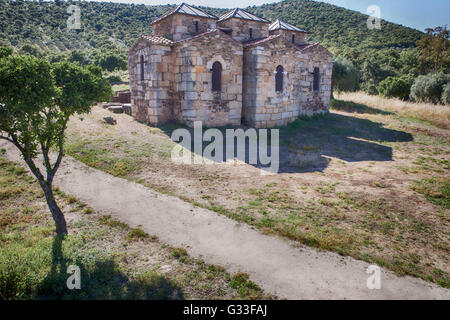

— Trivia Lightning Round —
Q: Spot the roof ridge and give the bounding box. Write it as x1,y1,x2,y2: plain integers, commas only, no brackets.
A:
218,7,270,23
269,19,308,33
151,2,218,25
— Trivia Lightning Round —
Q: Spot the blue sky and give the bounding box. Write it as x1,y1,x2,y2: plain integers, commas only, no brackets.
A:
92,0,449,32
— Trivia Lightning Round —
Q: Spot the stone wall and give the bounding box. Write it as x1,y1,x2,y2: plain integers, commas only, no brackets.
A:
217,18,269,43
128,39,174,125
152,14,217,41
129,14,333,128
243,38,333,128
173,30,243,127
269,29,308,45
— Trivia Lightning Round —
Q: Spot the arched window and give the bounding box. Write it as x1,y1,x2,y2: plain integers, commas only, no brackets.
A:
313,67,320,92
275,65,284,92
140,55,144,81
212,61,222,92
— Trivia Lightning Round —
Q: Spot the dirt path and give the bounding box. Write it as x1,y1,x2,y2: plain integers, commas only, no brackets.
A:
2,141,449,300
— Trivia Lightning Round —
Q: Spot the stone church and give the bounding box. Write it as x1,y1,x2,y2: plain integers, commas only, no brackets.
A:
128,3,333,128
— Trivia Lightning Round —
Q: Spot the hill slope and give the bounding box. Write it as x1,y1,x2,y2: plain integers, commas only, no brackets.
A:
0,0,423,52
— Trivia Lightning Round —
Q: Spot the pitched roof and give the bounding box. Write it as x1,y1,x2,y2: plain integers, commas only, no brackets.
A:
151,2,218,25
243,34,281,47
140,35,174,46
269,19,308,33
218,8,270,23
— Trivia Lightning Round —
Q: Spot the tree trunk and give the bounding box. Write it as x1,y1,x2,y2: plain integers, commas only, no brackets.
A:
43,184,67,235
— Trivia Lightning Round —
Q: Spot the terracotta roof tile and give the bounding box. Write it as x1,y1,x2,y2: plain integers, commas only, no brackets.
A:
140,35,174,46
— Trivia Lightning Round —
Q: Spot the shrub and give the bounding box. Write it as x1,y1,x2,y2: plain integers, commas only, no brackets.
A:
127,228,148,240
332,56,359,92
377,76,411,100
106,75,122,84
410,72,450,104
362,82,378,95
442,83,450,105
171,248,188,259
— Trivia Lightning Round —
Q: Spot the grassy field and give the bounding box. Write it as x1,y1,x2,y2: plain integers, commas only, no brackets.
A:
335,92,450,130
62,93,450,289
0,155,270,300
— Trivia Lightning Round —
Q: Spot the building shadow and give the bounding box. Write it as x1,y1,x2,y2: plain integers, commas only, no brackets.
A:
36,235,184,300
330,99,394,115
159,108,413,174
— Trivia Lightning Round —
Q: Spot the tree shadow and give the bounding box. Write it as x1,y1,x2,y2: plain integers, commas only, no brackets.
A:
36,235,184,300
159,110,413,174
330,99,394,115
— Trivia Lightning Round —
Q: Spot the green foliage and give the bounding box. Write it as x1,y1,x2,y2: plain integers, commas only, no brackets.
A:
0,53,111,233
171,248,188,259
0,46,13,59
332,56,359,92
417,26,450,73
95,52,127,72
249,0,423,50
127,228,149,241
229,273,262,299
377,76,411,100
410,72,450,104
0,0,446,102
18,44,43,58
442,83,450,105
106,75,123,84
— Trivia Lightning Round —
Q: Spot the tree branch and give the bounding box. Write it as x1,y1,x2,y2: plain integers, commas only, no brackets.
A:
0,135,14,144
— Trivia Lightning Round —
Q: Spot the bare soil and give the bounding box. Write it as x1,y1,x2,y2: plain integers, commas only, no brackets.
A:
62,97,449,289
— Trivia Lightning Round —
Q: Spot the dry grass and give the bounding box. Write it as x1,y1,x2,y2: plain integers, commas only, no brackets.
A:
336,92,450,129
64,106,450,288
0,156,271,300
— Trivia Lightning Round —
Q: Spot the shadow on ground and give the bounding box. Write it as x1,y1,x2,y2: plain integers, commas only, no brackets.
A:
36,236,184,300
159,102,413,173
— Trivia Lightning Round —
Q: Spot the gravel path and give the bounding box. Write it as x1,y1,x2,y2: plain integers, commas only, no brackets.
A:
2,141,449,300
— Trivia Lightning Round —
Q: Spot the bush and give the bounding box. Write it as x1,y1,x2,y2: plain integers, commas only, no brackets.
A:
332,56,359,92
377,76,411,100
0,47,13,59
106,75,122,84
410,72,450,104
442,83,450,105
361,82,378,96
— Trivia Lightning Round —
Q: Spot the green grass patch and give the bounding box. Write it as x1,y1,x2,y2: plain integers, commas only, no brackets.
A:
411,178,450,209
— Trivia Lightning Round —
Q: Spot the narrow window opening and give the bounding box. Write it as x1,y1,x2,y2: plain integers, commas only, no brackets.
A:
140,55,144,81
275,65,284,92
249,27,253,39
292,34,295,43
162,72,164,81
313,67,320,92
212,61,222,92
195,21,199,33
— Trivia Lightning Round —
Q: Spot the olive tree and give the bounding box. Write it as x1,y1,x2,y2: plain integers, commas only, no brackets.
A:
0,55,111,234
